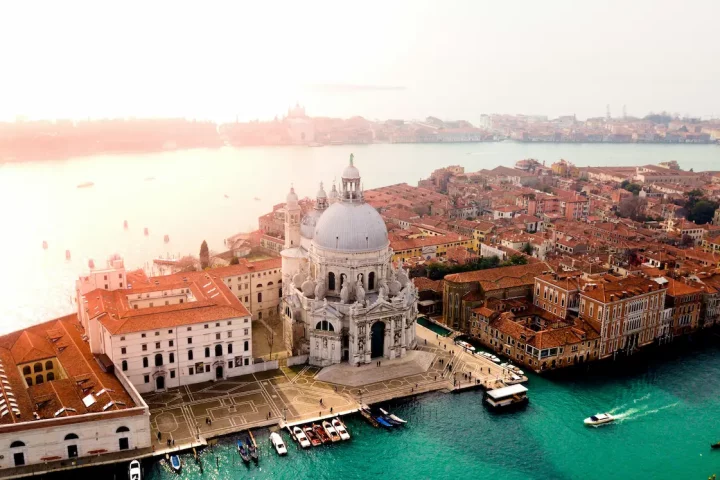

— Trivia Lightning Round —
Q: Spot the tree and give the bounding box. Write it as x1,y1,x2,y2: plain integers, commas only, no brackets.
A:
199,240,210,269
230,256,240,265
620,180,642,195
176,255,199,272
688,200,718,225
521,243,534,255
617,196,647,221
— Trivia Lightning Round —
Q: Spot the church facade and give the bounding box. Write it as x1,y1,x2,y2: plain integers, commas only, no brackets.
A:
281,155,418,366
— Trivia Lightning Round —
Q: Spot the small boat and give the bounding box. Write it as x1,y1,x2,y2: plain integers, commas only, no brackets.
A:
380,408,407,425
164,234,170,243
293,426,311,448
711,441,720,449
77,181,94,188
322,420,341,442
359,406,379,427
169,454,181,473
455,340,475,351
144,227,149,236
491,356,501,363
584,413,615,426
515,369,525,375
237,440,250,463
123,220,128,229
313,423,331,443
303,425,322,447
128,459,142,480
247,438,258,463
374,415,394,428
42,240,48,250
270,432,287,455
332,418,350,441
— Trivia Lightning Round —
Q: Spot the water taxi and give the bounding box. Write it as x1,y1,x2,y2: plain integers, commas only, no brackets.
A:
584,413,615,426
304,425,322,446
322,420,341,442
332,418,350,440
293,426,311,448
128,459,142,480
270,432,287,455
485,384,529,409
455,340,475,352
313,423,331,443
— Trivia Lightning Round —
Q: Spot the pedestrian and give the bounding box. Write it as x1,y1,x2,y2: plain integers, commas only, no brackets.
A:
320,398,323,405
157,431,162,441
330,407,334,413
173,439,175,446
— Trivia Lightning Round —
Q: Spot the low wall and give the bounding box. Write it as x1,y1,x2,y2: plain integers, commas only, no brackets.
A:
286,354,308,367
250,360,279,372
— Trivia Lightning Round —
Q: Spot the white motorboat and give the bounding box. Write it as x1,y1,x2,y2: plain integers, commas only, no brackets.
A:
332,418,351,441
584,413,615,426
270,432,287,455
515,369,525,375
491,356,501,363
128,460,142,480
293,426,311,448
322,420,341,442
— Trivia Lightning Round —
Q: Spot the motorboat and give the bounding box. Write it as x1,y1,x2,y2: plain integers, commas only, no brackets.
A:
332,418,350,441
711,441,720,449
491,356,501,363
500,362,509,368
313,423,331,443
237,440,251,463
303,425,322,446
247,438,259,463
270,432,287,456
169,454,182,473
293,426,311,448
584,413,615,426
515,369,525,375
380,408,407,425
455,340,475,352
128,459,142,480
322,420,341,442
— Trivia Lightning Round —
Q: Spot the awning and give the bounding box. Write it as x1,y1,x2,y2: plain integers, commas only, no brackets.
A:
41,456,62,461
88,449,108,455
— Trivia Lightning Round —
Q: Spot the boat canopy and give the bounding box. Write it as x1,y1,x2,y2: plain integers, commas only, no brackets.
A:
487,384,528,400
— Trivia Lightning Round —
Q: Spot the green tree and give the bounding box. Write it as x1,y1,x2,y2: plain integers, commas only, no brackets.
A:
688,200,719,225
521,243,533,255
200,240,210,269
230,256,240,265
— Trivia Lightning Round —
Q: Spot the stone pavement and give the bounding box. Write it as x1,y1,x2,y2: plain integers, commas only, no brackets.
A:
315,350,435,386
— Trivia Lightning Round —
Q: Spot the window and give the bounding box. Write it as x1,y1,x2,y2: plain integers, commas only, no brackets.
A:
216,333,221,340
228,343,233,354
25,377,32,386
10,441,26,448
65,433,79,441
144,375,150,383
155,331,160,336
215,323,220,327
169,352,175,363
155,354,163,366
22,366,30,375
205,347,210,358
141,333,146,338
143,357,148,368
34,363,42,373
121,347,127,355
155,342,160,349
205,365,210,373
189,367,194,375
227,331,232,338
169,340,174,347
258,312,262,320
142,344,147,351
227,321,232,325
170,369,176,378
244,318,249,323
47,371,56,381
228,361,233,369
244,340,249,351
244,296,249,303
328,272,336,290
215,345,223,356
256,284,262,288
168,330,173,334
188,350,194,360
187,327,192,331
188,337,193,344
204,324,209,329
122,360,128,371
368,272,375,290
257,292,262,302
120,336,125,341
244,358,249,366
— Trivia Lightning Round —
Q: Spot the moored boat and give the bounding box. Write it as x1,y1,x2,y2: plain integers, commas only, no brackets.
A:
247,438,259,463
313,423,331,443
374,414,394,428
322,420,341,442
584,413,615,426
359,407,379,428
270,432,287,455
332,418,350,440
380,408,407,425
237,440,251,463
128,459,142,480
293,426,311,448
485,384,529,409
303,425,322,446
711,441,720,449
169,454,181,473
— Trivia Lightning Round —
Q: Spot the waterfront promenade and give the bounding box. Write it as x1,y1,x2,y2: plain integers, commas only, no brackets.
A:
141,323,520,455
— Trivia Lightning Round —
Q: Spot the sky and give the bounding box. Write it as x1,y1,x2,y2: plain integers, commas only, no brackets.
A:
2,0,720,123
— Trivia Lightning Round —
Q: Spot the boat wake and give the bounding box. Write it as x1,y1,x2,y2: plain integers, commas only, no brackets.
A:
615,402,679,423
608,394,651,414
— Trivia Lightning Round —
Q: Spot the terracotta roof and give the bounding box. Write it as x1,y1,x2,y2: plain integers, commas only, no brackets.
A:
663,277,703,297
412,277,444,293
445,262,550,291
580,275,663,303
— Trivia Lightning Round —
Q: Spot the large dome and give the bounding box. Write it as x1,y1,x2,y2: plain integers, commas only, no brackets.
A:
301,209,322,239
313,202,388,252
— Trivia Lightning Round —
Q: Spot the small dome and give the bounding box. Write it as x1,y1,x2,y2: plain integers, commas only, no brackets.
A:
317,182,327,199
313,202,388,252
286,186,298,204
343,164,360,180
329,183,339,199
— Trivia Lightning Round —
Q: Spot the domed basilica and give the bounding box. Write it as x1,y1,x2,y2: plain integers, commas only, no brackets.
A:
281,154,418,366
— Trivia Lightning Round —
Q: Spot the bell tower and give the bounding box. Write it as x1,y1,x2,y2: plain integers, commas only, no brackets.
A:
284,186,301,248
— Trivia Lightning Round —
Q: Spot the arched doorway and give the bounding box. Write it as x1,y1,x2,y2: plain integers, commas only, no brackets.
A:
371,322,385,358
155,376,165,390
216,366,223,380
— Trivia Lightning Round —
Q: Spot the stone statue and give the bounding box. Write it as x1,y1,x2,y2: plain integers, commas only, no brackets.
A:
292,272,305,287
301,278,315,297
397,268,409,287
378,279,388,300
388,276,402,296
314,279,326,300
340,281,350,304
355,282,366,304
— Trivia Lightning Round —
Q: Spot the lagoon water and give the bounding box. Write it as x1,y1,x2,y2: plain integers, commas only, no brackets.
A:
140,344,720,480
1,141,718,334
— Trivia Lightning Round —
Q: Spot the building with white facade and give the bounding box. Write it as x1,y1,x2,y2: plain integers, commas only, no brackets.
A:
281,154,419,366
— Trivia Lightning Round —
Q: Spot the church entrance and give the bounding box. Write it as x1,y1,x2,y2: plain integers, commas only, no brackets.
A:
155,376,165,391
371,321,385,358
216,366,224,380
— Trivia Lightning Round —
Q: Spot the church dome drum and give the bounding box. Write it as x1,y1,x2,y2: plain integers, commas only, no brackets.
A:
313,202,388,252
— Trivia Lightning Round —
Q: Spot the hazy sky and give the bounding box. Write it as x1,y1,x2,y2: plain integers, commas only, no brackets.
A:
2,0,719,122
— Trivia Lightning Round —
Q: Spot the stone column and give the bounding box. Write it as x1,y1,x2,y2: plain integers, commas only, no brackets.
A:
388,317,395,360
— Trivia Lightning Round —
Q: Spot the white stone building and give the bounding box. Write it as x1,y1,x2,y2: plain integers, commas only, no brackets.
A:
281,155,419,366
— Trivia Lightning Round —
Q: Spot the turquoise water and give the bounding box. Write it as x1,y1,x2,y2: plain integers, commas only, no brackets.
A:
417,317,452,337
141,342,720,480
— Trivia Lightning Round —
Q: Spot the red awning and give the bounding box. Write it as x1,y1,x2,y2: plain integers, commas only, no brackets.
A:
88,449,108,454
40,456,62,461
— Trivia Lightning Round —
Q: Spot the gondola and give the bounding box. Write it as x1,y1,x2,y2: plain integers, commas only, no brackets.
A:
359,405,379,427
313,423,331,443
303,425,322,447
247,437,259,463
380,408,407,425
237,440,251,463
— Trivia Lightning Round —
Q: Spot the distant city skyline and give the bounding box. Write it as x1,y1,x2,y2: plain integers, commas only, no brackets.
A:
3,0,720,122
